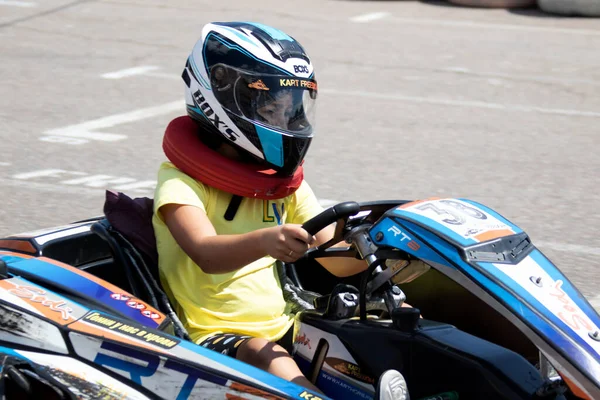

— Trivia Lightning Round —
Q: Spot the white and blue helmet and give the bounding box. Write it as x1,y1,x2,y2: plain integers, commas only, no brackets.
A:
182,22,318,177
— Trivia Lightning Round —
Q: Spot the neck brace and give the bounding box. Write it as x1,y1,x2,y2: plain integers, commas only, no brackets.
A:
163,116,304,200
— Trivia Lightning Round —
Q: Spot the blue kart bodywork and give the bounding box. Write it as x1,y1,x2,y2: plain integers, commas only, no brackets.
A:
1,196,599,399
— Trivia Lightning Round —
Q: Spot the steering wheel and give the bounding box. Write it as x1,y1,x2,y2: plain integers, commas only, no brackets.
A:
300,200,413,320
300,201,362,260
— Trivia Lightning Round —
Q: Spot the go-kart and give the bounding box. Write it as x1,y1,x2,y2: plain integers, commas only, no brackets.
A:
0,191,598,400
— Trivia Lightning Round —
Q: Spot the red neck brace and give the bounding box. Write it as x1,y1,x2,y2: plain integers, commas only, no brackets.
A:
163,116,304,200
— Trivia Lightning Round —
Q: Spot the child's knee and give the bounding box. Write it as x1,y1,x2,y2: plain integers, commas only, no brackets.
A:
237,337,289,368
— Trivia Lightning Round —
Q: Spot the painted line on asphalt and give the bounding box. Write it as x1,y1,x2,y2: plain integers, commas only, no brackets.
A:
98,68,600,118
321,89,600,118
42,100,185,143
440,66,600,87
0,162,11,166
388,16,600,36
10,169,157,192
350,12,391,23
0,1,36,7
1,180,599,259
101,66,160,79
0,177,155,196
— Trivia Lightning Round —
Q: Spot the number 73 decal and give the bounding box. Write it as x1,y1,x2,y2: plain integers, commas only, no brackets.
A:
400,198,518,243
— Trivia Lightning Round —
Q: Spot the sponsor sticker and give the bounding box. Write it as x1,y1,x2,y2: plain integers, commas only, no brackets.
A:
294,332,312,349
126,300,146,310
325,357,375,384
110,293,131,301
82,311,179,349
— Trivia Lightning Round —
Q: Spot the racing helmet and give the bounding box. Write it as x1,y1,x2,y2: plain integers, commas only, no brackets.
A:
182,22,318,177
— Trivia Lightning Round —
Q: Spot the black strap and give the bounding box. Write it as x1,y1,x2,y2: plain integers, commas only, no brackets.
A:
224,195,243,221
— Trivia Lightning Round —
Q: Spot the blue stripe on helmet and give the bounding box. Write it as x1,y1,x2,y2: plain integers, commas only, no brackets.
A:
243,22,293,41
220,26,258,48
254,124,284,167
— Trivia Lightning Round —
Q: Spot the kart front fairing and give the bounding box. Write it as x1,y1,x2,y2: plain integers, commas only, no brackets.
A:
370,198,600,399
3,195,600,400
0,250,328,400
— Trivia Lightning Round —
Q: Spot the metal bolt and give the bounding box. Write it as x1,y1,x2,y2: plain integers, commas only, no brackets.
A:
589,331,600,341
530,276,543,287
375,232,384,242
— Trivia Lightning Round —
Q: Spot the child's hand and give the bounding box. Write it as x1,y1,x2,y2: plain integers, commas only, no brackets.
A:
262,224,315,263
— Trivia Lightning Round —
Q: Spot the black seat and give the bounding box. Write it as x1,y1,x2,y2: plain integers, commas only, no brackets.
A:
91,191,190,340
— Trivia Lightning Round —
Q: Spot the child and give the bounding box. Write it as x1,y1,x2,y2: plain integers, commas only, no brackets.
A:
152,21,408,399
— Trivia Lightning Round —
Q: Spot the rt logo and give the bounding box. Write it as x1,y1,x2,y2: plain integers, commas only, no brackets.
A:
294,65,309,74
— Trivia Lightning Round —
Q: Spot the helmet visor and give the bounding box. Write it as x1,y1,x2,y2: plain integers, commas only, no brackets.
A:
215,66,317,135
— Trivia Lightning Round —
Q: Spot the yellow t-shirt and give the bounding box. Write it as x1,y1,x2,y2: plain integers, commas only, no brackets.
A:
152,162,323,344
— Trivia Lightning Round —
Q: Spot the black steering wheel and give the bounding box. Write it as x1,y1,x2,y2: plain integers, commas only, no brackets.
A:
300,200,414,320
300,201,362,260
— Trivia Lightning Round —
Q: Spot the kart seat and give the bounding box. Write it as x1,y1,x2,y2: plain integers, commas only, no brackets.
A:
91,190,190,340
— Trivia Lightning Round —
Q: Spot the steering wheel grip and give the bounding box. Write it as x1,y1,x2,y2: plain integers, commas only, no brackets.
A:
302,201,361,236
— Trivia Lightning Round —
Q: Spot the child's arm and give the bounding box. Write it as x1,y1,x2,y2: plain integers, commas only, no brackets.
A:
160,203,315,274
311,224,370,278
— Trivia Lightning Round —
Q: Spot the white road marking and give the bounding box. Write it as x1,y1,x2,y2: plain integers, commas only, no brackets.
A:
440,66,600,87
320,89,600,118
101,66,160,79
350,12,391,23
0,177,154,197
0,1,36,7
122,72,600,118
487,79,504,86
9,169,156,194
0,162,11,166
60,175,139,188
107,180,157,191
444,67,471,73
12,169,84,180
4,175,600,259
389,16,600,36
109,63,600,90
41,100,185,144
